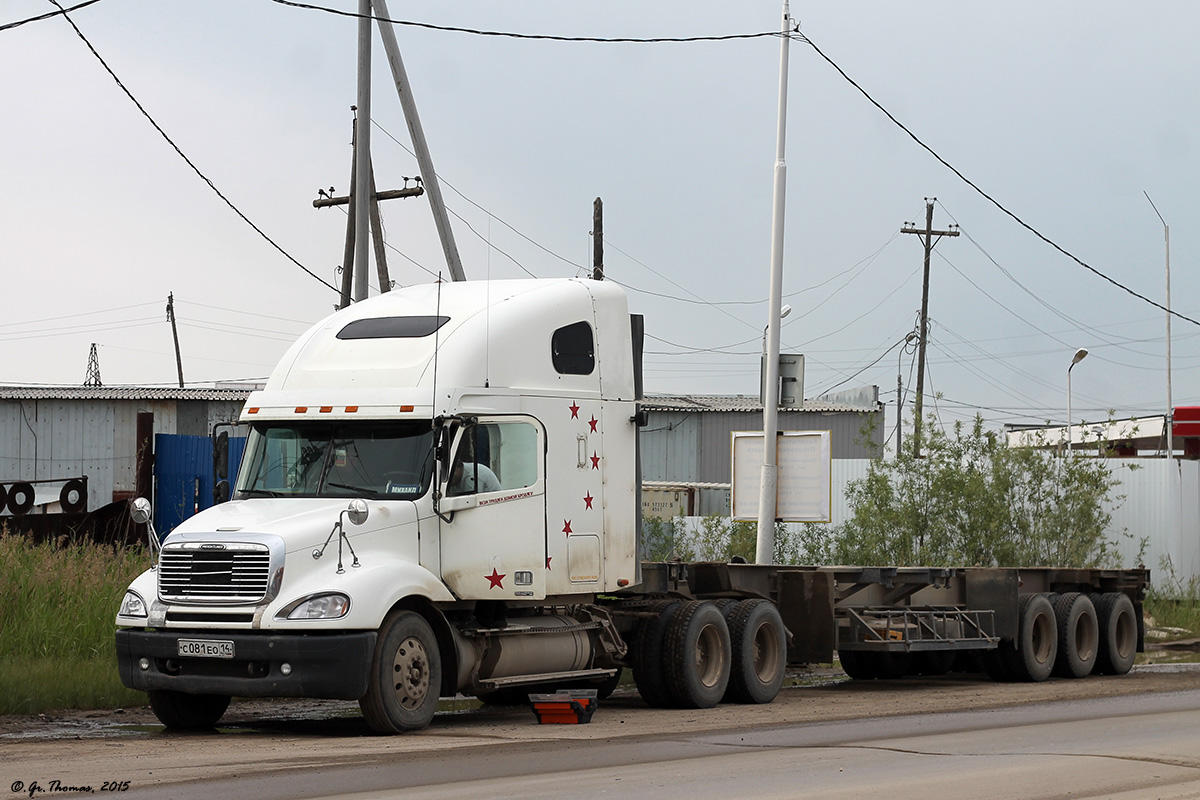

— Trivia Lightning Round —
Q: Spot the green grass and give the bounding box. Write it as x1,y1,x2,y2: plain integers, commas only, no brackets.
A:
0,532,150,714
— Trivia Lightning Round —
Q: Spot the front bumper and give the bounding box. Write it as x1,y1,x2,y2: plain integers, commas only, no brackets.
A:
116,629,376,700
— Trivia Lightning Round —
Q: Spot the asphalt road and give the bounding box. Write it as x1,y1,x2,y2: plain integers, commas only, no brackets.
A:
7,669,1200,800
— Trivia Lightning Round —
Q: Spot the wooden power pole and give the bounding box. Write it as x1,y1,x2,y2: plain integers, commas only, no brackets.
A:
166,292,184,388
316,111,425,310
900,198,958,457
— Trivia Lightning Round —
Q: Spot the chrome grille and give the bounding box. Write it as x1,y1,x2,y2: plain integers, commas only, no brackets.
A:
158,543,272,603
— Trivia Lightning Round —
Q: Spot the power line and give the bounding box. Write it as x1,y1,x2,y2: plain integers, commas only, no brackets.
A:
0,0,102,33
793,31,1200,329
48,1,337,293
269,0,784,44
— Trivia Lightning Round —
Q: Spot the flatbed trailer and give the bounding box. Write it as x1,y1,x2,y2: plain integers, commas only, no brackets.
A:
615,562,1147,685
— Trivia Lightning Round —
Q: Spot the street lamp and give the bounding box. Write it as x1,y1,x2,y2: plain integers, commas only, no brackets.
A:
1066,348,1088,452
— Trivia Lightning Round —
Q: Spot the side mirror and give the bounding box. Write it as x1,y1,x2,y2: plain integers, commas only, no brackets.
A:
345,498,369,526
130,497,153,525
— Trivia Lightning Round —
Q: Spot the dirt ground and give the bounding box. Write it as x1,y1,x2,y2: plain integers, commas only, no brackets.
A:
4,662,1200,797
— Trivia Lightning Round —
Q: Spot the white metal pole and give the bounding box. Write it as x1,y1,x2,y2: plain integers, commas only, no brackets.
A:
1146,192,1173,458
353,0,372,302
1067,348,1087,453
373,0,467,282
756,2,791,565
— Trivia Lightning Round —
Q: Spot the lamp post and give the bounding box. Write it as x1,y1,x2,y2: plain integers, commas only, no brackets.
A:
1145,192,1172,458
1066,348,1088,453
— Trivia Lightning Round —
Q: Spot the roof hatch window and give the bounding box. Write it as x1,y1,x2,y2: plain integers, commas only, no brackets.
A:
552,321,595,375
337,315,449,340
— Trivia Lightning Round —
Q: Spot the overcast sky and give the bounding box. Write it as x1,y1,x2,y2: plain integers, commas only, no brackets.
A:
2,1,1197,443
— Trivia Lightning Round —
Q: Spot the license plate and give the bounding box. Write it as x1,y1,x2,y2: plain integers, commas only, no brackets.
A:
177,638,235,659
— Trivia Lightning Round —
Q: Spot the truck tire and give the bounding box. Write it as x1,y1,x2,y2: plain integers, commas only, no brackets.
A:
838,649,910,679
663,600,731,708
632,600,682,708
981,644,1017,682
1093,592,1137,675
911,649,957,676
360,610,442,733
1005,593,1058,682
1052,592,1099,678
837,649,875,680
724,599,786,704
147,690,230,729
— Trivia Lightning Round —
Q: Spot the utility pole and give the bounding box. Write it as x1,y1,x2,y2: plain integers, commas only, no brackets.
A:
756,0,792,566
900,199,958,457
374,0,466,282
592,197,604,281
166,292,184,388
317,111,424,310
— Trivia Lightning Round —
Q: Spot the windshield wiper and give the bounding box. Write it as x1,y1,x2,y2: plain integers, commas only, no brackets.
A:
327,482,376,498
239,488,282,497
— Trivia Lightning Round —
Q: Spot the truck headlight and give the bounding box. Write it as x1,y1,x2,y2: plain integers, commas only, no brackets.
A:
118,590,147,618
278,593,351,620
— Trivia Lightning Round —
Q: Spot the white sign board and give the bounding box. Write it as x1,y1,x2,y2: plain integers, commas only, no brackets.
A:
730,431,832,522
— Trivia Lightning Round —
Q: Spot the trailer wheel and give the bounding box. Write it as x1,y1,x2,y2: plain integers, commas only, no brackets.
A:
1094,592,1137,675
837,649,875,680
631,600,681,708
1052,592,1099,678
911,649,957,676
360,610,441,733
663,601,731,708
147,690,230,729
724,599,786,704
1005,593,1058,682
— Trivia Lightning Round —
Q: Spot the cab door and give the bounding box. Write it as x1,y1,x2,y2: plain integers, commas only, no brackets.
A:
438,416,546,600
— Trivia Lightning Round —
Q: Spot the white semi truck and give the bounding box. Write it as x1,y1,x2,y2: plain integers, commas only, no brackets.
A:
115,278,1147,733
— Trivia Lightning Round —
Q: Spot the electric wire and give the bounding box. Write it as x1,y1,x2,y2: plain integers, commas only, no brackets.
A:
793,30,1200,328
47,0,337,293
269,0,784,44
0,0,102,32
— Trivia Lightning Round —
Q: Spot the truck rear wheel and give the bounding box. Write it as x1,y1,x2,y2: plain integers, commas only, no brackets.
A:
1005,593,1058,682
360,610,441,733
663,601,731,709
724,599,786,704
1093,592,1137,675
147,690,230,729
1052,592,1099,678
632,600,681,708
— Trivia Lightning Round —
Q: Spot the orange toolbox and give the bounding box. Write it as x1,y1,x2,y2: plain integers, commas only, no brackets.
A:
528,689,598,724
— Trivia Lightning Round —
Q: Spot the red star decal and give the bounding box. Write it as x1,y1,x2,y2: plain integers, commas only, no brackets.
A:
590,451,600,470
546,556,552,570
569,402,580,419
485,568,506,589
588,415,599,433
583,492,594,510
562,519,573,536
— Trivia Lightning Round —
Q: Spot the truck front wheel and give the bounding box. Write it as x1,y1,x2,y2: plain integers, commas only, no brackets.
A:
147,690,230,729
360,610,442,733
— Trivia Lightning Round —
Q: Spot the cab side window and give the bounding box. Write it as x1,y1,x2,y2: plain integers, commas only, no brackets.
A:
447,422,539,496
552,321,594,375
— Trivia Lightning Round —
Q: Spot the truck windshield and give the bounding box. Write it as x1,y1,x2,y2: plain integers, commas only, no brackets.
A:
235,421,435,500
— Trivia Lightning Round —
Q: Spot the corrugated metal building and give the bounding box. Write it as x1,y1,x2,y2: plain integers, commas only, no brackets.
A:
0,387,248,515
640,387,884,515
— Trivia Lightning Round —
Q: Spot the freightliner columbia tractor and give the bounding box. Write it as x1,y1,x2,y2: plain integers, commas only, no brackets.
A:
115,279,1147,733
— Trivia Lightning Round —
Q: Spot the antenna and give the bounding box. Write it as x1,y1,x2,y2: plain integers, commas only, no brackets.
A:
84,343,102,387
